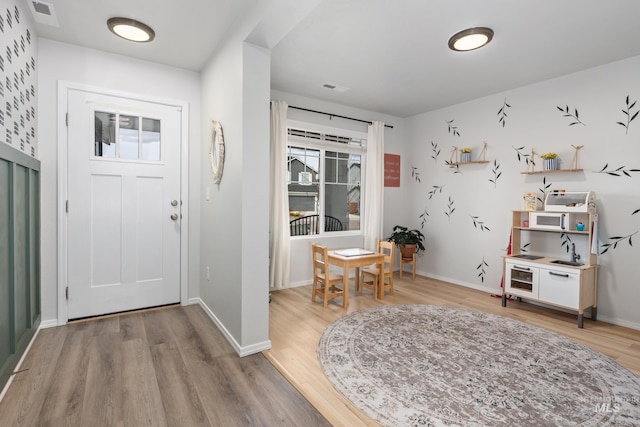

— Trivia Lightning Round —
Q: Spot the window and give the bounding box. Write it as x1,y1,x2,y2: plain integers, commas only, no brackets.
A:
94,111,161,161
287,127,365,236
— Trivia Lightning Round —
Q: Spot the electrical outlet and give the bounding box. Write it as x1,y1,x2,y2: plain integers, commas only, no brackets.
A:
206,266,210,281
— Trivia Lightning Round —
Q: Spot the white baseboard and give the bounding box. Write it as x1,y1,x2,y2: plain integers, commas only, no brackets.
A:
285,271,499,295
273,280,311,290
189,298,272,357
0,327,41,403
596,314,640,331
420,271,499,295
39,318,60,329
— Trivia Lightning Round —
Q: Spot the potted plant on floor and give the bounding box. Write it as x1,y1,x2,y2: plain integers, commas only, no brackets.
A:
387,225,426,258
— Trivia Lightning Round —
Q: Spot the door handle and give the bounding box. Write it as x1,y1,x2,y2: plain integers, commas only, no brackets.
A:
170,213,179,221
171,200,179,207
549,271,569,278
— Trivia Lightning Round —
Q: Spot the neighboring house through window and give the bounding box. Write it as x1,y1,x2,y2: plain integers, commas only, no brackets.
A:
287,124,366,236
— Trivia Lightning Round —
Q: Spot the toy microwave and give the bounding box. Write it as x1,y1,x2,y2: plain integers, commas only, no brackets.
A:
529,211,574,231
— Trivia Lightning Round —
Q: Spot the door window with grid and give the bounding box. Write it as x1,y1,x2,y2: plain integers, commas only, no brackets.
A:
94,111,161,161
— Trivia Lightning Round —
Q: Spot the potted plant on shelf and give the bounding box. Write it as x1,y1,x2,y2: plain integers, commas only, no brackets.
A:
387,225,426,258
460,147,472,162
540,152,558,170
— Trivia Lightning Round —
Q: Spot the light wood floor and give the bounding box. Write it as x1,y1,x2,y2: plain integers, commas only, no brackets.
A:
0,304,330,427
264,273,640,427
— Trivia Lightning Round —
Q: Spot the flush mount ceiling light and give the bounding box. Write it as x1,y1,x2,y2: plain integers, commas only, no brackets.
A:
448,27,494,52
107,17,155,42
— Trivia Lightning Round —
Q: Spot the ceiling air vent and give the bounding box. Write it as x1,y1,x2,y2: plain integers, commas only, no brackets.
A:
322,82,349,92
33,1,50,14
27,1,59,27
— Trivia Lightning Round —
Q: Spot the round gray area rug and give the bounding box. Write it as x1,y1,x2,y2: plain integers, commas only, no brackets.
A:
317,305,640,426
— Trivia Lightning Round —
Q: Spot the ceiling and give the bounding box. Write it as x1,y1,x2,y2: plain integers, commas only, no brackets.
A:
25,0,258,71
27,0,640,118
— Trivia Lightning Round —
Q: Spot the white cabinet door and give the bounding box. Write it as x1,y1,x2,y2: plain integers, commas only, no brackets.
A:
505,261,539,299
538,268,580,309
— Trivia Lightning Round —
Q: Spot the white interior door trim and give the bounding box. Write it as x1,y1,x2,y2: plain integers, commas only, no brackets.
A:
56,81,190,325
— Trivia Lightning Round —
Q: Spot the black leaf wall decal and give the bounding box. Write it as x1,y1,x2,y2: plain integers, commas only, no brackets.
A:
595,164,640,177
444,161,462,174
617,95,639,135
445,197,455,221
488,160,502,188
476,257,489,283
411,165,421,183
428,185,445,200
497,98,511,127
470,215,491,232
446,119,461,137
560,233,573,253
557,104,586,126
513,146,535,166
601,232,638,254
537,177,552,205
431,141,440,162
419,209,429,229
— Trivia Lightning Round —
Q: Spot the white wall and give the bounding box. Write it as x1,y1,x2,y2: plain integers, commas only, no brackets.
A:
406,55,640,329
37,39,201,323
270,90,410,287
199,39,271,353
199,38,242,343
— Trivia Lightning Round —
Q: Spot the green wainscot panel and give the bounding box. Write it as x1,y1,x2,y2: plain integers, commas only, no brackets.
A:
30,169,41,323
0,144,41,392
13,164,29,345
0,159,11,378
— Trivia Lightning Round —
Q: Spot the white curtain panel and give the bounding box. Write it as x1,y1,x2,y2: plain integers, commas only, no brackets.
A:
269,100,291,289
363,121,385,251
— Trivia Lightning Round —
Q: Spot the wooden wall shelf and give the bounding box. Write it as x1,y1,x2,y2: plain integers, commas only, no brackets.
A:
447,160,490,166
521,169,583,175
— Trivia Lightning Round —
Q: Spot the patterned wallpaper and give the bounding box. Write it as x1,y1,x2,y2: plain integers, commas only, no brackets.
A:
0,0,36,157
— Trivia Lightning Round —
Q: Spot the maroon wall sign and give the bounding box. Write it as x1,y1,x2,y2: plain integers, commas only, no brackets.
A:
384,153,400,187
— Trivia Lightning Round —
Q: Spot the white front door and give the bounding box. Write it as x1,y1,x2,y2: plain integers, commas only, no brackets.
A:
66,89,182,319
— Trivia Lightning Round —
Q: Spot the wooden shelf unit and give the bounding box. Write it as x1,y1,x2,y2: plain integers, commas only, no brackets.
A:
446,160,490,166
521,168,583,175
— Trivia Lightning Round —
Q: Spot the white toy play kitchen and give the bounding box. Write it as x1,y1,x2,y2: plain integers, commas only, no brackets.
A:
503,191,598,328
